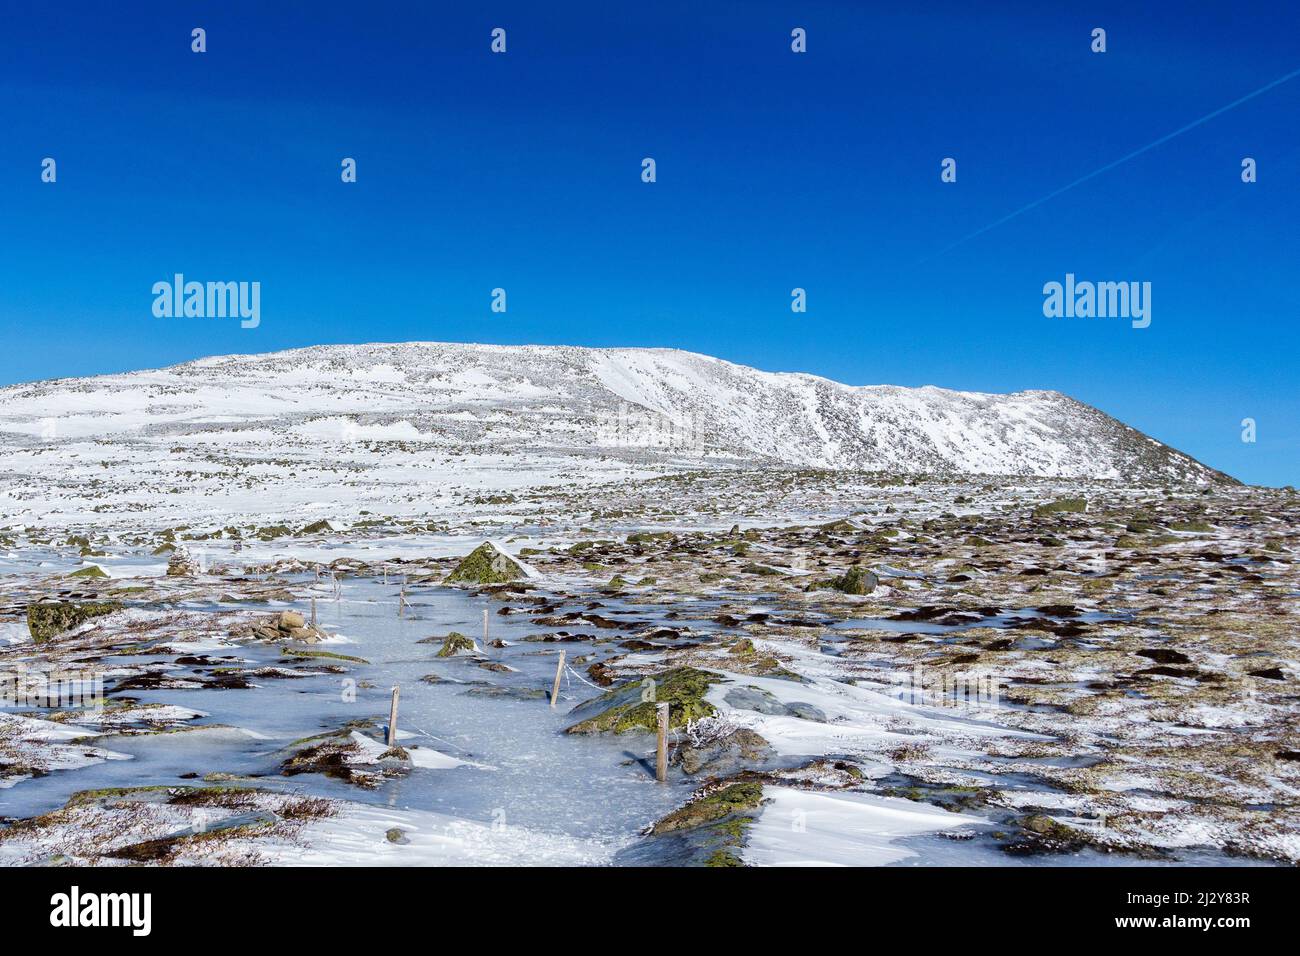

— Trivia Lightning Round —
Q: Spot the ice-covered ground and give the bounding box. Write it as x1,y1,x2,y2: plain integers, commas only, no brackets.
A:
0,570,1041,865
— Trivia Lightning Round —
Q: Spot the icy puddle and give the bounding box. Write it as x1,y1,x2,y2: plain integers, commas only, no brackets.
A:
2,578,686,861
2,566,1281,867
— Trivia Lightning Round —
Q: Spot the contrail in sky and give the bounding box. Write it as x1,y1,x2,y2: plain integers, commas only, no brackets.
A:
925,64,1300,261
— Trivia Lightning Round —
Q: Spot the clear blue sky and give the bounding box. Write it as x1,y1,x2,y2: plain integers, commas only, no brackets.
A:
2,1,1296,485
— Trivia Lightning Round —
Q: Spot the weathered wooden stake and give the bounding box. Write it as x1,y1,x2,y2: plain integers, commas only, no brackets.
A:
310,597,317,627
386,686,400,747
550,650,566,708
655,702,669,782
398,579,406,618
482,608,489,645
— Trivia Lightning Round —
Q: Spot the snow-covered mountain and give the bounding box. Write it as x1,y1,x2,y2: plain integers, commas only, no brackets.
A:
0,342,1233,528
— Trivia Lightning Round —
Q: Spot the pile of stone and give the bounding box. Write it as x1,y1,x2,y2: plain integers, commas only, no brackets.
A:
250,610,326,644
166,550,199,577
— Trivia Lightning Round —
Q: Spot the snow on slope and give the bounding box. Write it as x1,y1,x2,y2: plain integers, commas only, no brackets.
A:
0,342,1232,527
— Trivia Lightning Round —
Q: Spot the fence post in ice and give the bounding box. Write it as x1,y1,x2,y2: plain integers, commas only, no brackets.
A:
387,686,400,747
550,650,566,708
310,597,317,627
483,608,489,646
656,702,669,782
399,577,407,618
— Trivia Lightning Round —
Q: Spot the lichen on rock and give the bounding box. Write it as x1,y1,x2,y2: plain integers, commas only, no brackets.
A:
811,565,878,595
564,667,722,734
67,565,108,579
27,600,123,644
1033,497,1087,517
444,542,527,585
433,631,478,657
651,780,765,835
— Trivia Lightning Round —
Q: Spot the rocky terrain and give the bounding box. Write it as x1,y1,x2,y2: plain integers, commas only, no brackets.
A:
1,469,1295,866
0,344,1290,866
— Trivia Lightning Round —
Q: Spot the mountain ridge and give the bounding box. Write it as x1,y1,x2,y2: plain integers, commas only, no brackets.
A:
0,341,1234,487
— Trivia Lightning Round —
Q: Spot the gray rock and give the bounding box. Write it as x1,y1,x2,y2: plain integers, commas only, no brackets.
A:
676,728,775,775
724,685,827,722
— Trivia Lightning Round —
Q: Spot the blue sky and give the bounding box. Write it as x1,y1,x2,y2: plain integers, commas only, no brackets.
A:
2,1,1296,485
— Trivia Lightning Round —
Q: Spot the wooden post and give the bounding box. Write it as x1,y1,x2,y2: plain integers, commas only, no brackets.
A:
386,686,400,747
398,579,406,618
550,650,566,708
655,702,669,782
482,608,489,645
310,597,317,627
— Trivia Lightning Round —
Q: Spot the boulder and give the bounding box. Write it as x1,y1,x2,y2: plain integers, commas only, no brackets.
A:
445,542,527,585
27,601,123,643
1033,498,1087,518
650,781,764,835
166,551,198,576
565,667,722,734
434,632,478,657
68,565,109,578
676,728,774,776
813,565,878,595
249,610,325,643
723,685,826,721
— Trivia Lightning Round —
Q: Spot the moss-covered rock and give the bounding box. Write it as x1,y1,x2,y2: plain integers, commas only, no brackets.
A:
27,600,123,643
1126,520,1165,534
651,781,764,834
434,631,478,657
565,667,722,734
704,848,744,866
445,542,526,585
1033,498,1087,518
627,531,674,545
811,565,878,595
835,565,878,595
1004,813,1091,855
67,564,108,578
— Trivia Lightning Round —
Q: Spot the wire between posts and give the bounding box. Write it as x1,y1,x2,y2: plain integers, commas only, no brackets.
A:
564,663,605,691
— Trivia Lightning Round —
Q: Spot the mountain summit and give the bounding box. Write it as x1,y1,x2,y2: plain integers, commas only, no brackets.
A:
0,342,1234,526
